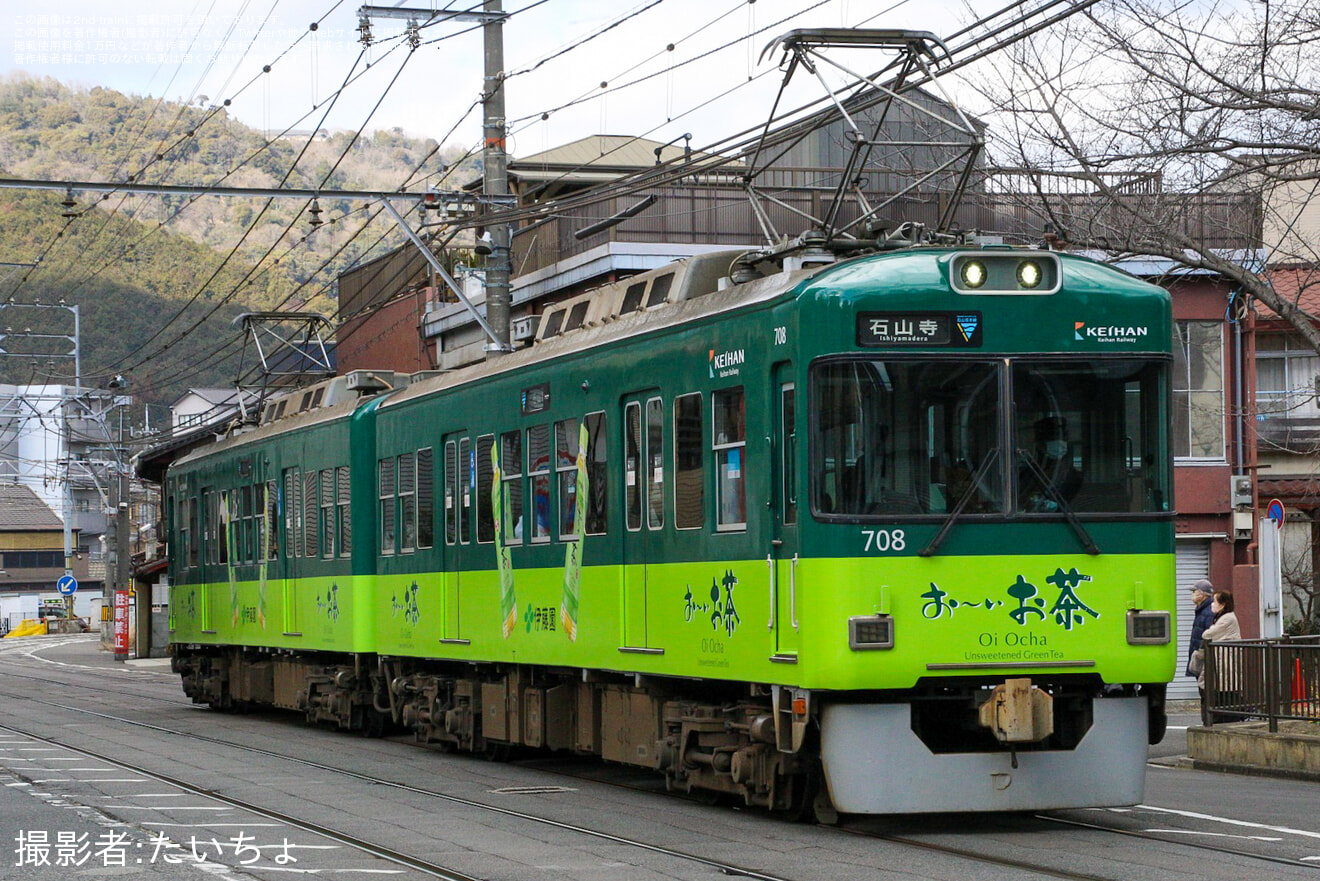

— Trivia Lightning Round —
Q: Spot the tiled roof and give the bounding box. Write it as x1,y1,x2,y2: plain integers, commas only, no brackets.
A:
0,483,63,530
1257,266,1320,320
1258,477,1320,503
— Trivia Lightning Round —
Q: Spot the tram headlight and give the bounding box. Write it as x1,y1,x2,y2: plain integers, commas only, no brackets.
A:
960,260,987,289
849,615,894,650
1017,259,1043,289
1126,610,1171,645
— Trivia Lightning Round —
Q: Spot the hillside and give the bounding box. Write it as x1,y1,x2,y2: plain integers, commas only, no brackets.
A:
0,74,478,409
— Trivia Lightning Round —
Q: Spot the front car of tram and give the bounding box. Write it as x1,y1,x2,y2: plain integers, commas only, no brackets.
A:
782,246,1175,813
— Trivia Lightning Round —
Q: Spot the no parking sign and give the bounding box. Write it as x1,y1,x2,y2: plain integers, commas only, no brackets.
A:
1266,498,1285,528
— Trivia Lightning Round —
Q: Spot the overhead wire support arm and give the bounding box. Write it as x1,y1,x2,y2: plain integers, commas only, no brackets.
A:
357,5,507,26
380,199,510,353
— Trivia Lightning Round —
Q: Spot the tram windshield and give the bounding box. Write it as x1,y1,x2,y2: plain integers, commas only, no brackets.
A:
811,357,1169,518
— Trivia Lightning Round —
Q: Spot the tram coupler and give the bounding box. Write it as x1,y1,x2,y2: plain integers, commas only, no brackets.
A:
978,678,1054,744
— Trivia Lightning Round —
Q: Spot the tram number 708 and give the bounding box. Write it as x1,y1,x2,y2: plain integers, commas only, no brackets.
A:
862,529,906,552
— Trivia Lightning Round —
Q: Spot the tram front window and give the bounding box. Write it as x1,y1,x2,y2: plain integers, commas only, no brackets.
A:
812,359,1002,516
810,357,1170,518
1012,360,1169,514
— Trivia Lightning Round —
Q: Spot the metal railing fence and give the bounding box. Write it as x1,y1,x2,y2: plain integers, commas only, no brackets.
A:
1204,636,1320,731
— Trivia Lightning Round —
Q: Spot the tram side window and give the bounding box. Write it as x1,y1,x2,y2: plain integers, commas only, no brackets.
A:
283,468,302,559
476,436,495,543
500,431,523,544
399,452,417,554
378,458,395,555
267,481,279,560
177,496,189,569
219,491,232,565
782,384,797,525
458,438,472,544
241,485,255,563
337,466,352,556
418,448,435,549
713,387,746,530
320,470,335,558
646,398,665,530
187,496,200,568
303,471,319,558
624,402,642,531
528,424,552,543
202,489,216,565
584,411,608,535
555,419,580,540
444,442,458,545
674,393,704,529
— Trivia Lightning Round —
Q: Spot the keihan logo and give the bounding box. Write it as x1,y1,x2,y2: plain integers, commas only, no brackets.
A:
1075,321,1149,343
709,347,745,378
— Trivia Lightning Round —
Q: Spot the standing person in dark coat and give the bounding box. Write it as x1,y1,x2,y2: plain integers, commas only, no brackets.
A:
1186,579,1215,677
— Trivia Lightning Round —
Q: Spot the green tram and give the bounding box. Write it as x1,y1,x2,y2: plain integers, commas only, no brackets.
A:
167,244,1175,816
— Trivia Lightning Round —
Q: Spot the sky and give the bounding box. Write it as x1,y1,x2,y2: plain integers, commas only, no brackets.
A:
2,0,1001,162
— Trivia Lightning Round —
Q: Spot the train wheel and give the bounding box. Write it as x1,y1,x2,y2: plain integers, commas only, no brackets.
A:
811,789,840,826
361,708,389,738
780,770,819,823
484,741,512,762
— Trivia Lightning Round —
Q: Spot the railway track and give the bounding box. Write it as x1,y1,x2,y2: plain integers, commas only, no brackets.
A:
4,640,1315,879
3,687,1311,881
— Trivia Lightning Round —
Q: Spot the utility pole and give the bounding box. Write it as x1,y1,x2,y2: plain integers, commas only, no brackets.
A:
357,2,514,356
481,0,512,356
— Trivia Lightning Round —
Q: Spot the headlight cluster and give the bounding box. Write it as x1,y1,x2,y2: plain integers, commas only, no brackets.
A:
952,253,1058,293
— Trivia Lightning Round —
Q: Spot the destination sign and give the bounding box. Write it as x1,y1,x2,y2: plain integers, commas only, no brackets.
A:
857,311,983,348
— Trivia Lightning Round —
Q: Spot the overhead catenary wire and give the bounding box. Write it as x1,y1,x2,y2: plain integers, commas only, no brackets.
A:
468,0,1095,236
11,0,359,305
30,0,1087,407
178,0,1076,394
118,49,437,393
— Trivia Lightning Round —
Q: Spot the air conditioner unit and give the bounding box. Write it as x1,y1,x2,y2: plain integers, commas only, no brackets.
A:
511,314,540,342
1230,474,1253,508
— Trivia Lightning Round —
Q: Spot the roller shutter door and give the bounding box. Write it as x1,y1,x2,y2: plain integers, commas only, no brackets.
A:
1170,540,1211,700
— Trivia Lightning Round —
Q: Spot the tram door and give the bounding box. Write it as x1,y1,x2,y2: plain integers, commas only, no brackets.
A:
770,365,799,659
440,434,470,642
620,394,664,649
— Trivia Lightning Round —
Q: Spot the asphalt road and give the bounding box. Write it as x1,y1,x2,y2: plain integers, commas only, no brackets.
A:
0,636,1316,881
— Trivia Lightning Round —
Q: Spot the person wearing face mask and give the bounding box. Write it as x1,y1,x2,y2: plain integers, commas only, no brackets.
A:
1019,415,1082,512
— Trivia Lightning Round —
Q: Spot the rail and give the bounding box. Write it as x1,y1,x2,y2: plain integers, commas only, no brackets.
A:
1204,635,1320,731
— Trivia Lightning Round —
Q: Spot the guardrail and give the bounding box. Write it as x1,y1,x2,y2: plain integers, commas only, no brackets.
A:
1205,635,1320,731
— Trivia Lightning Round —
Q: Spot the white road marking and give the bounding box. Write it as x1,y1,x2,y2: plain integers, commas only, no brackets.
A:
107,805,234,811
77,778,149,783
1145,828,1282,842
143,823,283,828
1134,805,1320,840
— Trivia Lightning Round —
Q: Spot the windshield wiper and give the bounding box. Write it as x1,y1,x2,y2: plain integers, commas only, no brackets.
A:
1016,451,1100,555
920,448,998,558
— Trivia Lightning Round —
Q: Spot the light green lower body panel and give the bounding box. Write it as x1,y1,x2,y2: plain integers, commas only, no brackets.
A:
169,574,374,653
369,550,1175,689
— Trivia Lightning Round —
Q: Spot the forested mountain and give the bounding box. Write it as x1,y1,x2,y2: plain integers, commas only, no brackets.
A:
0,74,476,409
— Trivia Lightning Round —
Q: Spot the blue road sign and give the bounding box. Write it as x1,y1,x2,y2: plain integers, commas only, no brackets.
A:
56,574,78,596
1266,498,1285,528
